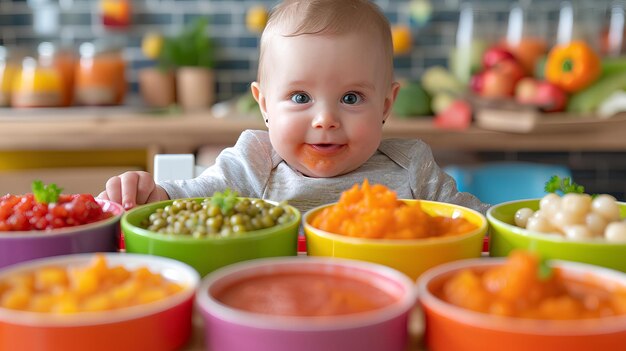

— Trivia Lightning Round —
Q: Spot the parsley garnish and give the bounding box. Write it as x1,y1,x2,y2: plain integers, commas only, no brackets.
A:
211,189,239,214
31,180,63,204
544,175,585,195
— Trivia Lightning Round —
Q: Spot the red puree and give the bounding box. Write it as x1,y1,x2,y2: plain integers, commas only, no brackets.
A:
215,272,397,316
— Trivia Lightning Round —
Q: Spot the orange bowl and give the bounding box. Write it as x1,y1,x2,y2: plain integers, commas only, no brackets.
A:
417,258,626,351
0,253,199,351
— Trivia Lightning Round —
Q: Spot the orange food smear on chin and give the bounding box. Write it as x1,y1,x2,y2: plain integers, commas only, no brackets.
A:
300,145,335,172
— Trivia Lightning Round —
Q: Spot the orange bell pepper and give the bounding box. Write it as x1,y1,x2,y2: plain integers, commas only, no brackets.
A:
544,41,601,93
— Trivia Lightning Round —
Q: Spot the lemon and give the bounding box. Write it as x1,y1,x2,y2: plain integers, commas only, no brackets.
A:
246,5,269,33
391,25,412,56
141,32,164,60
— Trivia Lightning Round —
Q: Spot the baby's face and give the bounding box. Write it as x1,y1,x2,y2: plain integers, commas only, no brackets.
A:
252,31,398,177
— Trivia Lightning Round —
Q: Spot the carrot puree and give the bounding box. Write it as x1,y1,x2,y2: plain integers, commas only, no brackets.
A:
215,272,397,316
311,179,477,239
438,250,626,320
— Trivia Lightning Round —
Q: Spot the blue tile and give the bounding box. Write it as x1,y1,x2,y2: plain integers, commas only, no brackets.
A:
238,36,260,48
215,59,250,70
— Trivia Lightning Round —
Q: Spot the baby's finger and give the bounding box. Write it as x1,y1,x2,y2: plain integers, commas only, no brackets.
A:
104,176,123,205
145,187,164,204
120,172,140,210
97,191,109,200
135,174,155,205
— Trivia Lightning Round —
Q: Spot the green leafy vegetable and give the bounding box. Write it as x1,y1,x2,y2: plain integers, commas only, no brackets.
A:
544,175,585,195
31,180,63,204
211,189,239,214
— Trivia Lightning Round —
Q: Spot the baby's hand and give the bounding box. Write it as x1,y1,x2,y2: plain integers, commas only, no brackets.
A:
97,171,169,209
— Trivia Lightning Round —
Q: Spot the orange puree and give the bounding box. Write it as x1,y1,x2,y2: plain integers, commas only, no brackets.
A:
439,250,626,320
300,145,335,172
311,179,477,239
0,254,184,314
215,272,396,316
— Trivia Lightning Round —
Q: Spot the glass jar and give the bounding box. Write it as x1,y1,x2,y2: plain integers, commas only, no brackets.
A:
556,1,603,51
0,46,19,107
11,55,64,108
448,2,496,84
74,41,126,106
600,1,626,57
500,1,549,75
38,42,76,106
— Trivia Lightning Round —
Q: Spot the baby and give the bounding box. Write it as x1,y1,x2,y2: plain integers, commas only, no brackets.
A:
99,0,488,214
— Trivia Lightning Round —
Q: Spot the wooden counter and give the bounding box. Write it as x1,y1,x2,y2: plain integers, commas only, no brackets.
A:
1,109,626,153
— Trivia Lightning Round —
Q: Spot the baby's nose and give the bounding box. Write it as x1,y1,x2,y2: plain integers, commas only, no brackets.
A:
311,107,340,129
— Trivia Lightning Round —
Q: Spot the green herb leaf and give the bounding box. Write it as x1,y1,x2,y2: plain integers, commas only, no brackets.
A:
211,189,239,214
158,17,216,69
31,180,63,204
537,257,554,281
544,175,585,195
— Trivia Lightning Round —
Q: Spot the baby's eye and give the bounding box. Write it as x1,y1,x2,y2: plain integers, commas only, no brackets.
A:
291,93,311,104
341,92,363,105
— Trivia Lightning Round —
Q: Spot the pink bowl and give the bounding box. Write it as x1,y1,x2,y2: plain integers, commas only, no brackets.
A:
0,199,123,269
196,257,417,351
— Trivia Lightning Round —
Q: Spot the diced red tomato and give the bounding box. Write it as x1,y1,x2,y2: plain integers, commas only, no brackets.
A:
0,193,112,232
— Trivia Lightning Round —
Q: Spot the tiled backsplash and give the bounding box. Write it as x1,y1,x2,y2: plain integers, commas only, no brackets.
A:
1,0,625,199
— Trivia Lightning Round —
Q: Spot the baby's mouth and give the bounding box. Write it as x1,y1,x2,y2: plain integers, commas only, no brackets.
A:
307,144,346,153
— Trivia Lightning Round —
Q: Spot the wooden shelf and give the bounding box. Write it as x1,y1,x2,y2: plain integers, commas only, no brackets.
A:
0,108,625,153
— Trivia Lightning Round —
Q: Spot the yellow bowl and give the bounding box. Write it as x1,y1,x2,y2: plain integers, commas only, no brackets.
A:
303,200,488,280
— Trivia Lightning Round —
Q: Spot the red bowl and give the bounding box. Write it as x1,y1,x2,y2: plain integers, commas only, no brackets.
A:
0,253,200,351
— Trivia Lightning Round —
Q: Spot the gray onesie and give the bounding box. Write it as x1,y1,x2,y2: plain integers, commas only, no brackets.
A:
159,130,490,214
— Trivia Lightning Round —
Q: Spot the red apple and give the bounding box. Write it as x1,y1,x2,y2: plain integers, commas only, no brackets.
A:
469,72,485,94
534,81,568,112
515,77,539,104
434,99,472,130
482,46,516,69
481,68,517,98
492,59,526,85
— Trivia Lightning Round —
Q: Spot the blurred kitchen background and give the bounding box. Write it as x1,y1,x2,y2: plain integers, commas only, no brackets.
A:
0,0,616,99
1,0,625,200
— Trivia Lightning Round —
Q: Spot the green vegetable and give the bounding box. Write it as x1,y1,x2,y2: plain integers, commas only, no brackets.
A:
544,175,585,195
537,256,553,281
211,189,239,214
31,180,63,204
159,17,216,69
601,56,626,76
567,71,626,113
393,82,432,117
421,66,465,96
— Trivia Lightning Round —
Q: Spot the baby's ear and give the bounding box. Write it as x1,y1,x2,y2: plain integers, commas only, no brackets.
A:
250,82,268,118
383,82,401,120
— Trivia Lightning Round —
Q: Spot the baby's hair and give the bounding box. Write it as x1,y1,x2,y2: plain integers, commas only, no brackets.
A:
257,0,394,87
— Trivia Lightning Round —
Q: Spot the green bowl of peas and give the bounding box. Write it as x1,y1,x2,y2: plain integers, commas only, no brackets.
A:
121,197,301,277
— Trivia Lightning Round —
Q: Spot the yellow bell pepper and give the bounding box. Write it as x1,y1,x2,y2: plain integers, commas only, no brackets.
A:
545,41,601,93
